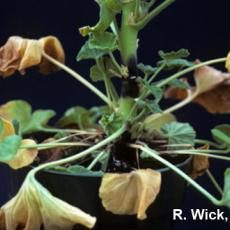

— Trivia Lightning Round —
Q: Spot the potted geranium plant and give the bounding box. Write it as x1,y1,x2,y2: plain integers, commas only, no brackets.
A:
0,0,230,229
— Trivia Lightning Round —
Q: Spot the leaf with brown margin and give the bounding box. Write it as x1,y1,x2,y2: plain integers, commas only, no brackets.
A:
190,144,210,179
99,169,161,220
39,36,65,75
165,65,230,114
0,175,96,230
7,139,38,169
0,36,65,77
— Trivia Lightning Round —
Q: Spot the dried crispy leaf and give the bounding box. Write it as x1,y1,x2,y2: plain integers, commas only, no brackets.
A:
0,36,65,77
0,176,96,230
194,65,230,95
7,139,38,169
39,36,65,75
190,144,210,179
0,36,24,77
18,39,43,72
165,65,230,114
99,169,161,220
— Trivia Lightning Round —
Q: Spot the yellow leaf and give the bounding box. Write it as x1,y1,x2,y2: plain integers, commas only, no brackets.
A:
0,117,15,140
7,139,38,170
0,176,96,230
99,169,161,220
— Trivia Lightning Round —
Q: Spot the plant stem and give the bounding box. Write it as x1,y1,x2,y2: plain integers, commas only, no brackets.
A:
133,0,175,30
20,142,90,150
42,52,110,105
162,91,198,114
206,169,223,196
109,52,123,77
148,62,166,83
132,144,222,206
29,126,126,175
87,151,105,170
157,57,227,87
41,127,97,134
120,1,138,65
160,150,230,161
195,139,227,149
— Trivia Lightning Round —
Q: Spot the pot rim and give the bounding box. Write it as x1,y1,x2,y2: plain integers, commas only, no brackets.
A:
38,155,193,178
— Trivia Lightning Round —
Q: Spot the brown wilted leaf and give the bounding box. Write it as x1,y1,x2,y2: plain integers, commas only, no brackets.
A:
99,169,161,220
0,176,96,230
39,36,65,75
0,36,24,77
0,36,65,77
165,65,230,114
190,144,210,179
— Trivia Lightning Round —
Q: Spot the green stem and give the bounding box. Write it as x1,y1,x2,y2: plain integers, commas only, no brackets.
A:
133,144,222,206
133,0,175,30
20,142,90,150
41,127,97,134
157,57,227,87
148,62,166,83
87,151,105,170
42,52,110,105
109,52,123,77
160,150,230,161
120,2,138,64
206,169,223,196
195,139,227,149
29,126,126,175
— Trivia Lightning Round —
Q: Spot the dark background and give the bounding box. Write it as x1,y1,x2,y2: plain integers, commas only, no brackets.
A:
0,0,230,229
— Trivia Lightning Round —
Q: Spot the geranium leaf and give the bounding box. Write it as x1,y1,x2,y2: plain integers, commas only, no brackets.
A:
222,168,230,208
56,106,95,129
0,100,31,129
90,65,104,82
77,41,107,61
99,113,123,135
137,63,157,76
159,48,190,60
161,122,196,147
22,110,56,134
211,125,230,148
89,32,118,52
138,99,162,113
52,165,103,176
0,135,22,162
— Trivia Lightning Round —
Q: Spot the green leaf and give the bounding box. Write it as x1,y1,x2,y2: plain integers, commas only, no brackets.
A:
0,100,31,129
138,99,162,113
57,107,95,129
168,79,190,89
52,165,104,176
223,168,230,208
161,122,196,147
137,63,157,76
99,113,123,135
144,113,176,132
23,110,56,134
212,124,230,148
77,41,107,61
90,65,104,82
0,100,56,135
89,32,118,52
0,135,22,162
159,48,190,60
158,59,194,70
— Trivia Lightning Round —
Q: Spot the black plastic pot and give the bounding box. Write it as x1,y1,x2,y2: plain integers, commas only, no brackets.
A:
7,156,192,230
